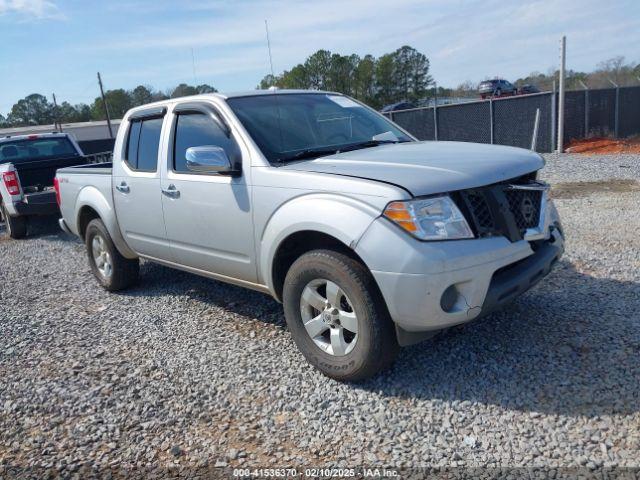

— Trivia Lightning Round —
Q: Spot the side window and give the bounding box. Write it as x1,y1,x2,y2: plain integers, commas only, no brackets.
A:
173,112,240,173
125,121,141,168
125,117,162,172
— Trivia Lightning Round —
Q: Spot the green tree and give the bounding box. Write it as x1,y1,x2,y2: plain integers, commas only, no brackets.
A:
304,50,332,90
353,55,376,105
375,53,396,106
170,83,198,98
55,101,90,123
392,45,433,102
258,74,278,89
6,94,54,126
131,85,154,107
0,114,9,128
91,89,133,120
195,84,217,94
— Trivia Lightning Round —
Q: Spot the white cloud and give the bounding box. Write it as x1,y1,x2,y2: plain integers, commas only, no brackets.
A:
0,0,64,19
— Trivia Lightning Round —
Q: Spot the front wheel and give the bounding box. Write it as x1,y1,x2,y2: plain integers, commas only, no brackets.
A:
1,204,27,239
283,249,398,381
85,218,139,291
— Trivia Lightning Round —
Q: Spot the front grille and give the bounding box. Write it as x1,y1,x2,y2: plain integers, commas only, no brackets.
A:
459,190,496,237
504,189,543,232
456,179,545,242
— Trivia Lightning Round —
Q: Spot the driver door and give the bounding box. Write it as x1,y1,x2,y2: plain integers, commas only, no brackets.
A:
160,102,257,283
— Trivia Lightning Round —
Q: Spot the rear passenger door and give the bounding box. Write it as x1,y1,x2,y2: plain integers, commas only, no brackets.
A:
113,109,173,261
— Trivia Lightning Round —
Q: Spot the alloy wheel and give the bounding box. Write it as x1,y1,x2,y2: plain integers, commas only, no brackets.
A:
91,234,113,279
300,279,358,356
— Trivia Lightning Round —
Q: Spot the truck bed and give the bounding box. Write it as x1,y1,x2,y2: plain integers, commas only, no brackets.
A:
56,162,112,175
10,155,89,189
56,162,115,238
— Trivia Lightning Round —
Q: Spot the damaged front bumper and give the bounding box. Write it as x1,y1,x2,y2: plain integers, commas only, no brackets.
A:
356,216,564,346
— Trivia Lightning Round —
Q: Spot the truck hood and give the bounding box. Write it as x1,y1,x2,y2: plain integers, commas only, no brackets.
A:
280,141,544,196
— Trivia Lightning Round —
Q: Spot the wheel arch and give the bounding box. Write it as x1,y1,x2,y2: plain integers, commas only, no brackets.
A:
75,186,137,259
259,193,382,301
270,230,371,302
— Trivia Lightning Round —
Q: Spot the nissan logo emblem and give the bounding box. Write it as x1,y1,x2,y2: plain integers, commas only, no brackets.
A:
520,197,535,223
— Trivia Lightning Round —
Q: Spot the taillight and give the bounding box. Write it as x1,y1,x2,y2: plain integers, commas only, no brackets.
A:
53,177,62,206
2,172,21,196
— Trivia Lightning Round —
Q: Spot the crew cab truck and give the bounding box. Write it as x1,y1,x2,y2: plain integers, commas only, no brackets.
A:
0,132,85,239
56,90,564,381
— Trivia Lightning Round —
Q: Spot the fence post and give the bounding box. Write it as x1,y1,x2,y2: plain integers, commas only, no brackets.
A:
550,86,556,152
557,35,566,153
433,104,438,141
607,78,620,138
615,87,620,138
579,80,589,137
389,111,394,123
531,108,540,151
489,99,494,144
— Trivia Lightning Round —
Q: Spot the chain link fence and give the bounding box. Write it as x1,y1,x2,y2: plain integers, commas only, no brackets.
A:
384,86,640,152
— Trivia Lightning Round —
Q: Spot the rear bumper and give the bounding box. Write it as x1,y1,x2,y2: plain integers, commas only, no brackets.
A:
58,218,72,235
13,191,59,216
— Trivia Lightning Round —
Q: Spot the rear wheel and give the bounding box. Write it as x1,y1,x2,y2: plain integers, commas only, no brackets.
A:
1,204,27,239
85,218,139,291
283,249,398,381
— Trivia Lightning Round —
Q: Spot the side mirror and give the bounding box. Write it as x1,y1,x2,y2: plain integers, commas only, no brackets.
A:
185,146,234,174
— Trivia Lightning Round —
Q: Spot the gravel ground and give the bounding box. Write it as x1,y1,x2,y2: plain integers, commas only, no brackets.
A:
1,153,639,477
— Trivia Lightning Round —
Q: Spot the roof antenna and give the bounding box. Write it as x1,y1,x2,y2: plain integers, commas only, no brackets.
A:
264,19,276,89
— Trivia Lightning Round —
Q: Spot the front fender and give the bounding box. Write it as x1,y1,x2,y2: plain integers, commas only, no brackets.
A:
75,186,137,259
258,193,381,294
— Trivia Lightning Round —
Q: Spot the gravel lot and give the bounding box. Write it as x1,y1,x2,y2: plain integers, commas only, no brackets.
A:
1,153,639,477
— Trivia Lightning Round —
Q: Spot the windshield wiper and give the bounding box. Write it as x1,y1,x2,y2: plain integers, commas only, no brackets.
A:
275,146,340,163
274,138,411,164
338,138,410,153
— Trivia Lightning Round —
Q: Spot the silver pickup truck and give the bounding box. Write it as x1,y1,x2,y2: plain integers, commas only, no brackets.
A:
56,90,564,381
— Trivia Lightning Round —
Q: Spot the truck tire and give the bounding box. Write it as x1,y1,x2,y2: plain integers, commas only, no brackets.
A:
1,204,27,239
282,249,399,381
85,218,139,291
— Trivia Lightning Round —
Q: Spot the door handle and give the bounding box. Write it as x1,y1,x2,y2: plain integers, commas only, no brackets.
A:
115,182,130,194
161,184,180,199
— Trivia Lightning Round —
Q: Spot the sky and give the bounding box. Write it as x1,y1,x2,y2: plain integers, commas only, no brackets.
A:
1,0,639,115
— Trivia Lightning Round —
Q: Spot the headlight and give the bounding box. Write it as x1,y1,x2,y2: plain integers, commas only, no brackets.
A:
383,196,474,241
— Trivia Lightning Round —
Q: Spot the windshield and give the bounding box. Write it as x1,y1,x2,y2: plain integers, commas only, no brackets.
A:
0,137,78,164
227,93,413,162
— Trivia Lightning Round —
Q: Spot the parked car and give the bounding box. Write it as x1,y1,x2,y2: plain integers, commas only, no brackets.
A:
381,101,416,113
478,79,517,99
0,132,86,239
518,84,541,95
56,90,564,381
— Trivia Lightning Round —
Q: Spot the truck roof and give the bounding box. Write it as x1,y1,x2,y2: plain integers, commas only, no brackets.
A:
125,89,339,117
0,131,75,144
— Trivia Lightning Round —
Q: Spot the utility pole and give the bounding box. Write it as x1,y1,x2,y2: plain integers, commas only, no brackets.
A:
52,93,61,132
557,35,566,153
97,72,114,139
